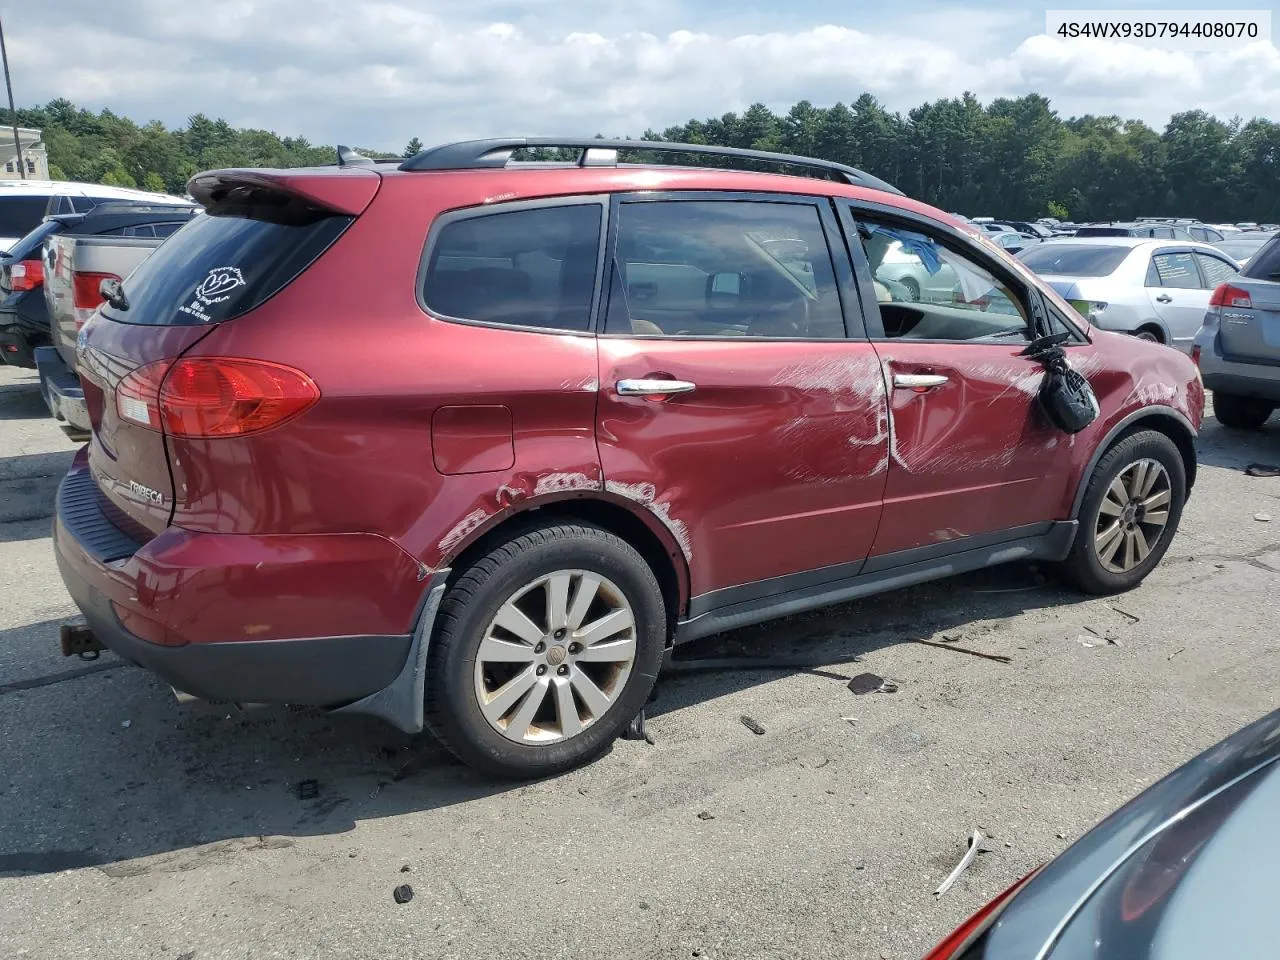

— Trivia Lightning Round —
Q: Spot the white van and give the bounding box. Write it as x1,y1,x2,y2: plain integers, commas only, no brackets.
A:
0,180,184,253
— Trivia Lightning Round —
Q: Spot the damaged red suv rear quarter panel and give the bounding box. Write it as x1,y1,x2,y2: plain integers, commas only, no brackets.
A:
169,171,618,635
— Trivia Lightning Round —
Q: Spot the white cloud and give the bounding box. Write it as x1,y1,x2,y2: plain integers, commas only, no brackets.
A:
12,0,1280,152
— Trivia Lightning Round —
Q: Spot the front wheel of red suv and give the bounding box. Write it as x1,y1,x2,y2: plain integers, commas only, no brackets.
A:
424,522,666,779
1058,430,1186,595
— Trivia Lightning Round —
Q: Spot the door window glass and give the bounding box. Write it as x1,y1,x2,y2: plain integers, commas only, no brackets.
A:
603,200,844,338
424,203,602,333
1151,252,1200,289
852,217,1030,341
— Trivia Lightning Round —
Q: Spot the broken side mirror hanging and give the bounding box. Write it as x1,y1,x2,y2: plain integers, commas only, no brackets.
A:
1020,330,1099,434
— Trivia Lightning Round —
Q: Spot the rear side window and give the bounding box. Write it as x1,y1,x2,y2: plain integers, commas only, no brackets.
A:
604,199,844,339
423,203,602,333
1074,226,1128,238
70,196,98,213
0,195,52,240
1018,244,1129,277
1194,252,1237,289
103,210,352,326
1150,252,1199,289
1242,236,1280,280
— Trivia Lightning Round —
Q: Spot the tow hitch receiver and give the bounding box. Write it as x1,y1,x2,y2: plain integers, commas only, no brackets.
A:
60,624,104,658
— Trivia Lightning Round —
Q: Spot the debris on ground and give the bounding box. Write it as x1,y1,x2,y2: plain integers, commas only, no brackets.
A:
739,715,766,736
1168,647,1186,661
622,708,655,745
177,952,196,960
393,884,414,904
697,811,715,821
297,779,319,801
840,716,858,726
400,864,412,873
1255,512,1273,523
915,638,1013,664
1083,625,1122,647
934,829,985,897
120,720,131,729
1111,607,1140,624
1246,463,1280,478
848,673,899,695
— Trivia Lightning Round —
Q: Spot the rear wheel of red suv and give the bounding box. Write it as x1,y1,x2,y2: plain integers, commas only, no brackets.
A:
1059,430,1186,595
424,522,666,779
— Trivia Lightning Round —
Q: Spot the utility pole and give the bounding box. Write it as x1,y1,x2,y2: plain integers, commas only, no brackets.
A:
0,14,24,180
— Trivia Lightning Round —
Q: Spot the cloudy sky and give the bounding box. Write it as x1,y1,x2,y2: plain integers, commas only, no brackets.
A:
13,0,1280,152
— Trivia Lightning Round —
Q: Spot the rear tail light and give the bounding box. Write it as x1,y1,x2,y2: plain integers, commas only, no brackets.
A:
922,869,1040,960
1209,283,1252,308
71,271,123,330
11,258,43,291
72,271,121,310
117,357,320,437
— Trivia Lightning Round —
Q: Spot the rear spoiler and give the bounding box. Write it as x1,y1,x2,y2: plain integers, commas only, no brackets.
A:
187,167,380,217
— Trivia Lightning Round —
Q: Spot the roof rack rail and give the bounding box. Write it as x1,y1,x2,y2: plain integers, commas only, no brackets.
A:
398,137,903,195
336,145,376,168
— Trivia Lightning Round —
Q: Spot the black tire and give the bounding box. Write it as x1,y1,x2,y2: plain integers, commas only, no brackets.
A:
1133,328,1162,343
424,522,666,779
1213,391,1274,430
1058,430,1186,595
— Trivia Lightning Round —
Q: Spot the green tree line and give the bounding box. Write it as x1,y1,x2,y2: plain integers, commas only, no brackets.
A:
7,93,1279,222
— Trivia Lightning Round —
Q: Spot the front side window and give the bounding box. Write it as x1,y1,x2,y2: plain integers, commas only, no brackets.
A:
1149,252,1200,289
424,203,602,333
852,216,1030,341
1193,252,1238,289
603,200,844,339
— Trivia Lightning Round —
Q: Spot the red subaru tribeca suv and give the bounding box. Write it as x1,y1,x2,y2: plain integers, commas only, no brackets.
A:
54,139,1202,778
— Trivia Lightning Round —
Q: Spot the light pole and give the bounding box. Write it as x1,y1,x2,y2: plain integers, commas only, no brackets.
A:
0,14,24,180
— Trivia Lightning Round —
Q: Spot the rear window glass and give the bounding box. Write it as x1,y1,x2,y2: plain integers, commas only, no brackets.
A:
1194,252,1238,288
1018,244,1130,277
0,195,52,241
1242,236,1280,280
423,203,603,332
103,211,351,326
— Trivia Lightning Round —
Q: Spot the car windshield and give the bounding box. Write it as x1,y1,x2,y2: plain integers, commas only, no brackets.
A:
1018,244,1131,276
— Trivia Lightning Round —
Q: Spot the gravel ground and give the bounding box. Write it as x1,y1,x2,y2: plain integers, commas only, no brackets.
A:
1,362,1277,960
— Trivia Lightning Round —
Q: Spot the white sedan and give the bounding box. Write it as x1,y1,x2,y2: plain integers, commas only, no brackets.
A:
1018,237,1240,353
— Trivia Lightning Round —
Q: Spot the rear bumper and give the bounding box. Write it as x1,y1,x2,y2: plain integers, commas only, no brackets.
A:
34,345,90,431
53,457,426,708
1197,336,1280,402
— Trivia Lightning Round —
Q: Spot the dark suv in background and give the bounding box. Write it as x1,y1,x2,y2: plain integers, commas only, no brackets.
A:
0,202,196,367
54,139,1202,778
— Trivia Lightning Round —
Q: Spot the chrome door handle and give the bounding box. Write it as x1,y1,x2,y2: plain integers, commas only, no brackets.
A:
616,378,697,396
892,373,949,390
1155,294,1173,303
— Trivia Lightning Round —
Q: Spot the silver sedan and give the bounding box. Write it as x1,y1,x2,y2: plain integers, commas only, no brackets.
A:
1018,237,1240,352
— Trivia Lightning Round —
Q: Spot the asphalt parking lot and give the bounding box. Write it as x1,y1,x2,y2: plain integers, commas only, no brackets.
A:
1,361,1277,960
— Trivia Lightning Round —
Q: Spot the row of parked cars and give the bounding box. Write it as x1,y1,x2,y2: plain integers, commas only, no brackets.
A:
5,141,1277,958
0,179,199,435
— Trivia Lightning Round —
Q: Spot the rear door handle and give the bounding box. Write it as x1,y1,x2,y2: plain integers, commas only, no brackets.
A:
616,378,697,396
892,373,949,390
1155,294,1173,303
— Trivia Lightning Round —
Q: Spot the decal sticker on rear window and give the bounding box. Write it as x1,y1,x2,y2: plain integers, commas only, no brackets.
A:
178,266,245,322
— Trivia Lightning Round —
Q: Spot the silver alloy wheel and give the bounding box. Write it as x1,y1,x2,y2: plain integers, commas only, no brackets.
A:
1093,458,1172,573
473,570,637,744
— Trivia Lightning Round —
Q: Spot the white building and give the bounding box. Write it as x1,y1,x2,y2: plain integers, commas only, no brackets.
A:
0,127,49,180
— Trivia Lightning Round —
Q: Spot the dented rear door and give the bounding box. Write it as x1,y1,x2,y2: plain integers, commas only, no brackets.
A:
594,194,889,601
